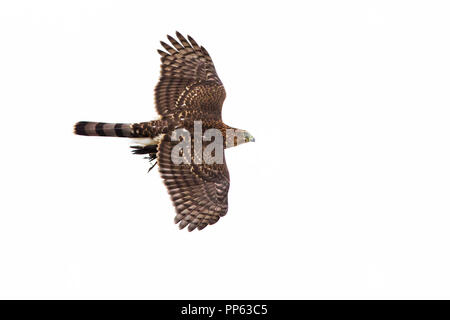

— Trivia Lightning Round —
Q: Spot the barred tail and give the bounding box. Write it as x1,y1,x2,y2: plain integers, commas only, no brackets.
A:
74,121,133,137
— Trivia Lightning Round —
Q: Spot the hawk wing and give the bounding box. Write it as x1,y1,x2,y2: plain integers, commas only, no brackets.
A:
155,32,226,120
157,134,230,231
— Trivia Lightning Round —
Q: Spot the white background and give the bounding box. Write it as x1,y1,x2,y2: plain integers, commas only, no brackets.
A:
0,0,449,299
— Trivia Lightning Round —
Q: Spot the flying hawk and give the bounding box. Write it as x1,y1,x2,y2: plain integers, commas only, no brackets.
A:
74,32,254,231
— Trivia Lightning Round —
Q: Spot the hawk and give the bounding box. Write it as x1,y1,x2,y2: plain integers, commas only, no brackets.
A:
74,32,254,231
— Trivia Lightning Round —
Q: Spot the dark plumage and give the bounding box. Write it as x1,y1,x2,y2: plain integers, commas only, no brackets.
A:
74,32,254,231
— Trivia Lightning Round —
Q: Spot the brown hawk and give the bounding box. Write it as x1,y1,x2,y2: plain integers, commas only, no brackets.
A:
74,32,254,231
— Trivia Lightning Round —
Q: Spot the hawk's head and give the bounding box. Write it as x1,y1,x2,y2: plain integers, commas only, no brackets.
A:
225,128,255,148
243,131,256,143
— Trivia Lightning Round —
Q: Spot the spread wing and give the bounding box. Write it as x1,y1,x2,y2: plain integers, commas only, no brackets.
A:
157,134,230,231
155,32,226,120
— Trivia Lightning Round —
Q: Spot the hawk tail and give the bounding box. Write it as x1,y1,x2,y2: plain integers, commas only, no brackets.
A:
74,121,133,137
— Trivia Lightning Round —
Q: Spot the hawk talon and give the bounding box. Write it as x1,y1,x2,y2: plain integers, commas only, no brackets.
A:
147,161,157,173
132,145,158,172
